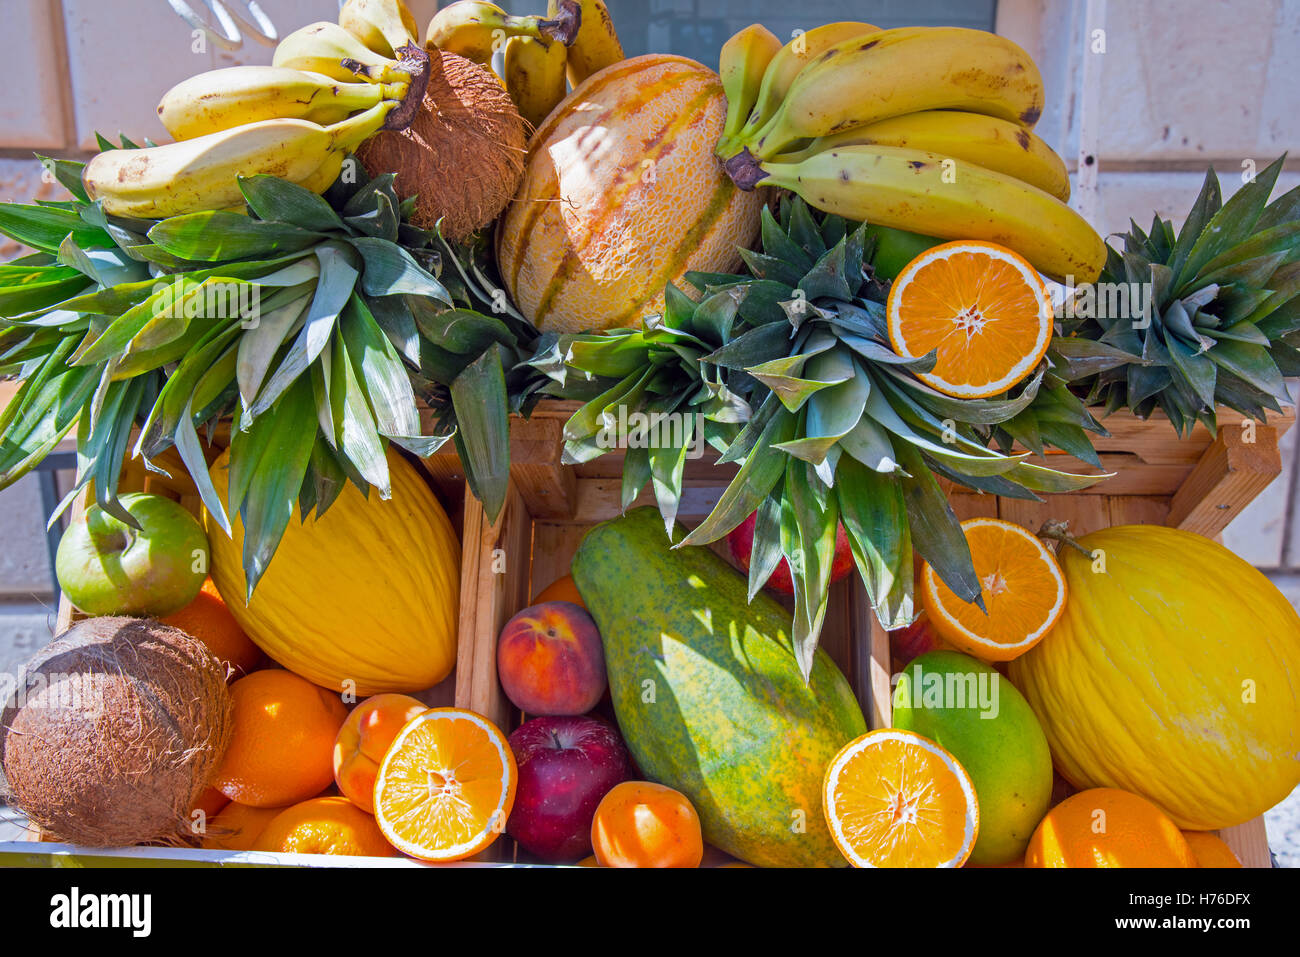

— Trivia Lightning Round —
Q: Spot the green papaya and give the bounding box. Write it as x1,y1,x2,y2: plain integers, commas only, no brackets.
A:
572,507,867,867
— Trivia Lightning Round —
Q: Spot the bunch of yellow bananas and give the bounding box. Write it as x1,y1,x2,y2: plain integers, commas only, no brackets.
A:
715,23,1105,283
84,0,430,219
427,0,624,131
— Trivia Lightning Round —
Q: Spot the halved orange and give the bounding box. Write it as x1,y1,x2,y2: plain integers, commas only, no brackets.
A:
887,241,1054,398
920,517,1066,662
373,708,517,862
823,729,979,868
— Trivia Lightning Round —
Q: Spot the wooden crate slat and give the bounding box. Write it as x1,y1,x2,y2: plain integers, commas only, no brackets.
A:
1218,817,1272,869
1169,425,1284,537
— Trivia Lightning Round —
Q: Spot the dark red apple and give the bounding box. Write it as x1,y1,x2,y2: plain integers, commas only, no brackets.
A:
726,511,855,596
506,714,630,862
889,610,951,667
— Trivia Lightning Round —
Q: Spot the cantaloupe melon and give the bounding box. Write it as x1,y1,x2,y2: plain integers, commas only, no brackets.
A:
497,54,764,334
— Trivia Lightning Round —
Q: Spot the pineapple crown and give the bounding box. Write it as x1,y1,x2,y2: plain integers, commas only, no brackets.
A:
0,152,527,596
1057,155,1299,435
552,196,1107,678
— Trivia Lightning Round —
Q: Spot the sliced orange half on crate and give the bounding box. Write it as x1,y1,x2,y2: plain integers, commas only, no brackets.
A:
921,517,1066,662
823,729,979,868
887,241,1054,398
373,708,516,862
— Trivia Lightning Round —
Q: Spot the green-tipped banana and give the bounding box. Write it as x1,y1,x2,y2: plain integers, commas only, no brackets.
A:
748,145,1103,283
747,27,1046,161
339,0,419,58
716,23,782,159
158,66,408,141
775,110,1070,201
274,21,413,83
726,21,879,158
83,101,394,219
428,0,580,67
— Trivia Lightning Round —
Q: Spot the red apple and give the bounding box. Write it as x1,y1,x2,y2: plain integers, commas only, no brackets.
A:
497,601,606,715
506,714,630,861
55,492,209,617
889,610,950,667
726,511,855,596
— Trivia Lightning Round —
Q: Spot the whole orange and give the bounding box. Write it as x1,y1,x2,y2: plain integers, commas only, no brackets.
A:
1026,788,1197,867
591,781,703,868
212,669,348,807
253,796,396,857
534,574,585,609
188,786,230,835
162,578,263,678
201,802,286,851
1182,831,1242,868
333,694,428,812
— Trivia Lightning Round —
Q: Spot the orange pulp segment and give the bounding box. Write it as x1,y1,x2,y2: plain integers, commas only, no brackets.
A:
887,241,1054,398
373,708,516,862
920,517,1066,662
823,729,979,868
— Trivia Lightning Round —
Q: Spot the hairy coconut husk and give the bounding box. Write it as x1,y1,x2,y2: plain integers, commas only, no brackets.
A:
0,616,233,847
357,51,527,244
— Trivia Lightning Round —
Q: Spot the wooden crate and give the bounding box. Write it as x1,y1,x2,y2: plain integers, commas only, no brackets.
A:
5,400,1292,866
451,401,1295,868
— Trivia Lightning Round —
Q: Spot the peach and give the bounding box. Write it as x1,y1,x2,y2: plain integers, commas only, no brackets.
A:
497,601,606,716
333,693,428,812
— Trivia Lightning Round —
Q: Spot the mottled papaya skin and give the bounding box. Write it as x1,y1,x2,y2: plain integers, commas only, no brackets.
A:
572,507,866,867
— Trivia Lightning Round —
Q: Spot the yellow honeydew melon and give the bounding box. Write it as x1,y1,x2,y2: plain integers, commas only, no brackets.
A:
1009,525,1300,830
206,448,459,695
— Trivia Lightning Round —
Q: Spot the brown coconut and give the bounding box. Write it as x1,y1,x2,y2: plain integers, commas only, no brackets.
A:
358,51,527,243
0,616,233,846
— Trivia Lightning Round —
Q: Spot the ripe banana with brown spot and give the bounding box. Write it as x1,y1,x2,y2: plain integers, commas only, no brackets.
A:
505,37,569,132
715,23,782,160
746,27,1046,161
550,0,623,86
752,145,1103,283
273,21,414,83
83,101,395,219
776,110,1070,201
429,1,580,67
157,66,408,141
339,0,419,58
727,21,880,158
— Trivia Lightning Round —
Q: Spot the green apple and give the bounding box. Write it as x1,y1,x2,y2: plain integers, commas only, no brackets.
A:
56,493,209,617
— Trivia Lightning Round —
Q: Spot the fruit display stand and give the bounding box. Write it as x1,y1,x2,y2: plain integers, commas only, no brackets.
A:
0,399,1291,867
450,400,1295,868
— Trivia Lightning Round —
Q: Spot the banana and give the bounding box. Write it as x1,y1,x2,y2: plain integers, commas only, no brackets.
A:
747,27,1046,161
428,1,580,67
273,21,413,83
727,21,879,157
158,66,408,141
505,37,569,132
776,110,1070,201
751,145,1104,283
296,149,349,196
339,0,419,58
83,101,395,219
715,24,782,159
551,0,623,86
